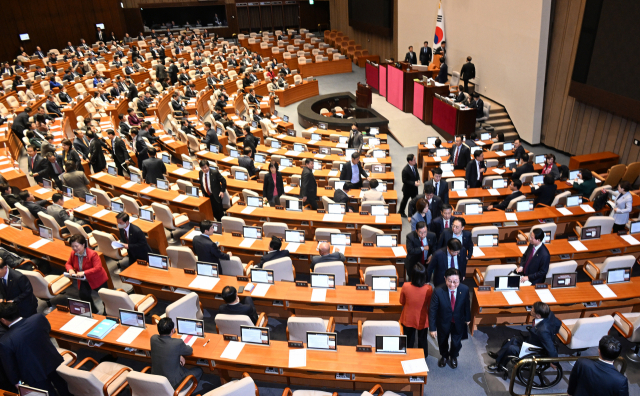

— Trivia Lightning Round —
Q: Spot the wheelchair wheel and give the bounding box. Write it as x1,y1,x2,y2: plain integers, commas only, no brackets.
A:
516,360,563,390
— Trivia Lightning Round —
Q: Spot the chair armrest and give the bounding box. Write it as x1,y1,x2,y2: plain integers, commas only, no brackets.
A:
590,313,600,317
473,269,484,286
134,294,158,314
584,260,599,280
60,350,77,366
368,384,385,396
517,230,528,241
257,312,268,327
74,356,100,370
103,367,132,396
152,314,162,324
344,267,349,286
48,274,72,296
141,366,152,373
281,389,293,396
245,261,254,276
592,172,605,182
327,316,335,333
612,311,634,339
292,264,296,280
174,374,198,396
17,259,37,270
240,372,259,396
359,269,365,285
557,322,572,345
358,320,363,345
399,322,403,335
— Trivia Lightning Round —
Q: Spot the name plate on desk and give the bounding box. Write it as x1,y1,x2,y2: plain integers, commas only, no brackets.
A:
591,279,604,285
361,188,370,191
453,211,462,215
223,334,238,341
232,232,242,237
237,201,246,206
184,268,196,275
290,183,298,188
477,286,492,292
505,209,514,213
356,345,372,352
555,204,565,208
56,305,70,313
288,341,304,348
295,281,308,287
482,185,490,189
360,211,369,215
535,284,548,289
317,209,326,214
568,236,578,241
257,179,264,184
516,240,528,245
137,260,148,266
275,205,284,210
236,276,249,282
363,242,374,247
356,284,369,290
618,230,628,236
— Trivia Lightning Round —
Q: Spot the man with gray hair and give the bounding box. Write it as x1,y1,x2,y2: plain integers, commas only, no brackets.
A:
311,242,346,271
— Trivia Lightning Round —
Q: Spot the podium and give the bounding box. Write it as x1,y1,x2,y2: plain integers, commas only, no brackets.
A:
356,82,372,108
385,62,428,112
412,81,450,125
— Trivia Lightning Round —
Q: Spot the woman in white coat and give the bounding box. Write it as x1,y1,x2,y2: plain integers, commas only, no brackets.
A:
612,180,633,233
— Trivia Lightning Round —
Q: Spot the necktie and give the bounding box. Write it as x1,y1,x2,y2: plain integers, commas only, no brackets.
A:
445,219,449,228
449,254,455,269
205,172,211,195
420,238,427,264
454,147,459,165
54,162,62,174
450,290,456,315
125,230,129,242
31,156,35,169
2,278,6,287
523,247,535,273
435,182,439,195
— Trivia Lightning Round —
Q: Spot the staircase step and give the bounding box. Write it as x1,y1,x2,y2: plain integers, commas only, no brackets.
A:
489,119,512,127
493,125,516,133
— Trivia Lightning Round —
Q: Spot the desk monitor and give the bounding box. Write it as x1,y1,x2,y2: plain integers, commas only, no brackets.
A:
440,162,454,172
250,269,274,284
532,175,544,185
9,214,21,230
85,193,97,206
131,172,142,184
306,331,337,351
140,208,154,222
111,201,124,213
247,196,263,207
96,23,105,29
480,132,491,141
17,385,48,396
494,276,520,291
516,199,534,212
334,181,346,191
107,165,117,176
186,186,199,198
148,253,169,270
282,115,289,122
477,234,498,248
243,226,262,239
119,309,145,328
230,149,239,158
426,137,438,145
369,127,379,135
452,180,467,191
372,150,386,159
465,203,483,215
39,225,53,241
581,225,601,240
234,171,248,181
254,153,266,164
270,140,281,149
566,195,581,207
376,234,397,247
569,170,580,180
210,144,220,153
535,155,546,165
375,335,407,354
310,273,335,289
607,268,631,284
240,325,270,345
505,158,517,168
372,164,385,173
209,221,222,234
183,160,194,171
630,221,640,234
436,149,449,157
280,157,293,168
294,143,305,152
327,203,346,215
339,136,349,144
370,204,389,216
345,149,357,159
372,275,397,291
162,153,171,164
42,178,53,190
376,182,387,192
313,161,322,171
217,127,224,136
503,142,514,151
285,198,301,211
285,229,305,243
551,272,577,289
544,231,551,244
63,186,73,198
318,122,328,130
311,133,321,141
252,121,258,128
368,138,381,147
19,34,30,42
330,233,351,246
177,317,204,337
492,178,507,189
196,262,219,277
319,147,330,155
68,298,92,318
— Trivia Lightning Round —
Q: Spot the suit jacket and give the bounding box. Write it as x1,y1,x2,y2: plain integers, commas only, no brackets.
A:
11,111,29,138
192,234,229,270
120,224,151,264
300,167,317,200
567,356,629,396
311,252,346,271
46,203,72,226
0,314,64,385
401,164,420,196
45,155,65,181
0,268,37,317
45,101,62,117
428,284,471,339
40,142,56,158
73,136,90,159
405,230,437,279
525,311,562,358
202,129,222,151
60,171,90,198
449,144,471,170
495,190,523,210
348,130,364,153
263,171,284,201
430,216,451,242
256,249,290,268
340,161,368,184
407,194,442,219
362,189,384,202
435,63,448,84
470,98,484,119
404,51,417,64
218,296,258,324
460,62,475,81
427,247,468,286
612,191,633,225
513,145,526,161
512,162,534,182
88,138,106,171
199,169,226,204
438,229,473,261
150,335,195,389
65,248,108,289
27,154,48,184
573,178,597,199
465,159,486,188
424,179,449,205
243,134,259,154
532,183,557,207
419,46,432,65
111,137,130,165
142,158,167,184
520,244,550,285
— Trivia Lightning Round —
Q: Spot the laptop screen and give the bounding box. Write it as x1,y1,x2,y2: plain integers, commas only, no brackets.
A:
630,221,640,234
566,195,581,207
569,170,580,180
426,137,437,145
310,273,335,289
140,208,154,221
63,186,73,198
39,225,53,241
494,276,520,291
307,331,337,351
492,179,506,189
148,253,169,270
465,203,482,215
581,225,601,240
607,268,631,284
330,233,351,246
280,157,292,167
535,155,546,164
477,234,498,247
285,229,305,243
375,335,407,354
285,199,301,211
230,149,239,158
480,132,491,141
241,326,270,345
372,276,397,291
250,269,274,284
42,178,53,189
186,186,199,198
85,193,97,206
111,201,124,213
440,163,454,172
156,179,169,190
505,158,516,168
370,205,389,216
119,309,145,328
210,144,220,153
247,196,263,207
131,173,142,184
176,317,205,337
196,262,218,277
68,298,92,318
243,226,262,239
516,200,534,212
17,385,48,396
162,153,171,164
271,140,281,149
107,165,117,176
376,234,397,247
254,153,266,163
552,272,577,289
452,180,466,191
532,175,544,185
327,203,346,215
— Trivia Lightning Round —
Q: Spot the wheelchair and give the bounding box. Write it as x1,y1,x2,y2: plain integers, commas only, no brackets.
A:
499,332,564,390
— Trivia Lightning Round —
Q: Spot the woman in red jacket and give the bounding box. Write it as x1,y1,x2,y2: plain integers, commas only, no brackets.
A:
399,263,433,360
65,234,109,314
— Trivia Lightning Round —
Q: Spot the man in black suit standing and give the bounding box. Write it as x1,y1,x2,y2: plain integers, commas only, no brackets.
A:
430,204,453,242
340,152,369,190
116,212,152,269
44,152,65,189
486,179,523,211
199,160,227,221
168,60,179,85
427,238,467,287
404,46,417,64
130,128,148,168
429,268,470,369
438,217,473,264
300,158,318,210
0,303,71,395
465,150,485,188
567,335,628,396
193,220,231,272
238,148,259,177
424,167,449,204
87,132,107,173
0,260,37,317
419,41,432,65
450,136,470,170
459,56,475,93
256,236,290,268
405,221,436,280
202,122,222,152
10,107,30,141
515,229,550,285
398,154,420,218
435,57,448,84
142,147,167,184
511,153,534,182
219,286,258,324
107,129,131,176
26,145,48,184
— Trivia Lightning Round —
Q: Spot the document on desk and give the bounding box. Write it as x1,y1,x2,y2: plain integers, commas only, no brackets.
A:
594,284,617,298
117,326,145,345
173,168,190,176
502,291,523,305
29,239,50,250
189,275,221,290
289,348,307,368
276,134,287,139
375,291,389,303
268,148,278,153
286,242,300,253
336,143,348,149
580,204,595,213
495,151,506,157
252,283,271,297
239,238,256,248
122,181,136,189
328,171,339,177
455,190,468,197
181,334,198,347
141,186,156,194
433,156,442,162
285,151,300,157
184,230,201,240
284,186,294,193
519,245,528,254
535,289,557,303
311,288,327,302
75,204,93,213
491,168,506,175
221,341,245,360
241,206,257,214
93,209,111,218
221,157,234,162
621,235,640,245
505,213,518,221
569,240,588,251
363,158,378,163
93,172,107,179
323,214,343,222
60,315,98,335
375,216,387,224
472,247,485,257
488,189,500,196
35,188,50,195
442,171,455,178
556,207,573,216
173,194,189,203
314,154,326,159
401,358,429,374
391,246,407,257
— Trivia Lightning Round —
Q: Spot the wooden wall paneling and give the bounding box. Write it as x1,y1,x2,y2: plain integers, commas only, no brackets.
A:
237,6,250,30
123,9,145,36
623,122,638,164
284,4,299,28
558,96,575,149
605,116,622,153
595,113,613,153
272,5,284,29
248,5,261,31
261,6,273,31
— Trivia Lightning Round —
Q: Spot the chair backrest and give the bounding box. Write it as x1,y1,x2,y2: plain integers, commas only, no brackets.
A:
221,216,245,233
530,223,558,241
315,228,341,241
589,185,611,202
263,222,288,238
125,371,175,396
121,195,142,216
90,188,111,207
18,269,56,299
165,292,203,322
361,320,401,347
582,216,614,235
551,191,571,206
219,256,246,277
604,164,626,187
287,317,327,342
0,197,9,221
204,376,256,396
99,288,136,317
622,162,640,184
15,202,37,230
215,313,254,336
361,200,385,214
242,188,259,202
518,172,539,184
362,265,396,286
263,256,294,281
314,261,346,286
600,255,636,276
471,226,499,244
38,212,65,240
545,260,578,283
56,364,104,396
482,175,503,187
486,159,499,168
279,195,300,208
454,198,481,212
151,202,177,230
506,194,527,209
93,230,125,260
321,196,335,210
361,225,383,244
482,264,518,287
167,246,197,269
566,316,614,350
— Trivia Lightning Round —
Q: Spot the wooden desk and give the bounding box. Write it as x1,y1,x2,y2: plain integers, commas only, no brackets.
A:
417,140,494,167
569,152,620,174
298,58,353,78
421,150,524,181
48,309,426,395
431,97,476,140
424,164,545,181
275,80,320,107
412,81,450,125
446,180,573,206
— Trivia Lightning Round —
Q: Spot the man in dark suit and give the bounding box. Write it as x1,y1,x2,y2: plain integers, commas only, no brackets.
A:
193,220,231,272
87,132,106,173
424,167,449,204
10,108,30,141
429,268,470,369
26,145,48,184
405,221,436,280
107,129,131,176
459,56,475,93
242,126,259,156
438,217,473,264
488,302,561,373
340,152,369,190
116,212,152,268
465,150,486,188
168,60,179,84
0,260,37,317
311,242,346,271
202,122,222,152
450,136,471,170
511,153,534,182
0,303,71,395
73,130,91,160
427,238,467,287
419,41,432,65
45,96,62,118
404,46,417,64
470,92,484,119
142,147,167,185
347,124,363,153
532,174,558,207
44,152,65,189
407,185,443,219
333,182,356,213
18,191,47,218
150,318,202,390
301,158,318,210
515,228,550,285
238,148,259,177
130,128,148,168
512,138,525,161
199,160,227,221
567,335,628,396
455,86,468,105
219,286,258,324
487,179,523,211
256,236,290,268
436,58,448,84
398,154,420,218
430,204,453,242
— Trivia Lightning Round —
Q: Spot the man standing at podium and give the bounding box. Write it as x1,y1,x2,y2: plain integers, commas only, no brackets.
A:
404,46,417,65
419,41,432,65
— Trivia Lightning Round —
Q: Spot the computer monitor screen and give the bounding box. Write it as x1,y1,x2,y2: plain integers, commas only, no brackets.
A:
107,165,117,176
271,140,281,149
252,121,258,128
243,226,262,239
285,199,301,211
440,163,454,172
311,133,321,141
247,196,263,207
156,179,169,190
607,268,631,284
436,149,449,157
250,269,274,284
532,175,544,185
376,234,397,247
111,201,124,213
217,127,224,135
63,186,73,198
319,147,330,154
318,122,328,130
492,179,506,189
85,193,97,206
334,181,345,191
581,225,601,240
42,179,53,189
477,234,498,247
19,34,30,41
177,318,205,337
96,23,105,29
535,155,546,164
544,231,551,243
148,253,169,270
131,172,142,184
293,143,305,152
369,127,379,135
235,171,248,181
345,149,357,158
339,136,349,144
241,326,270,345
17,385,48,396
285,229,305,243
68,298,92,318
552,272,577,289
39,225,53,241
426,137,437,145
630,221,640,234
310,273,335,289
372,276,397,291
494,276,520,291
210,144,219,153
465,203,482,215
196,262,218,277
505,158,516,168
566,195,581,207
119,309,145,328
516,200,534,212
503,142,514,151
327,203,346,215
452,180,466,191
182,161,194,171
330,233,351,246
9,214,21,230
162,153,171,164
140,208,154,221
370,205,389,216
254,153,266,163
375,335,407,354
368,138,381,146
306,332,337,351
480,132,491,141
280,157,292,167
186,186,199,198
282,115,289,122
230,149,239,158
313,161,322,170
371,164,385,173
569,170,580,180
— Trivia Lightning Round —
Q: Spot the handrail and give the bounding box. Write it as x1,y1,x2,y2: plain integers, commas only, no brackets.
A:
509,355,626,396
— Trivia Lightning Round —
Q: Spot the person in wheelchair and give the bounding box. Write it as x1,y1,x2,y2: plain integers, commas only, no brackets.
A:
488,301,561,372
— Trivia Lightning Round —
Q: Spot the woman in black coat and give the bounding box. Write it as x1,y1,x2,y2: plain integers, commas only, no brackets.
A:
61,138,82,170
532,174,558,207
263,160,284,206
